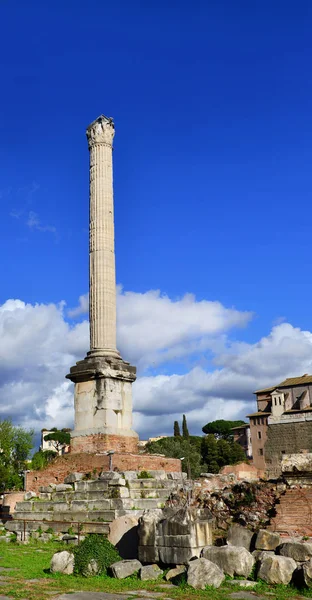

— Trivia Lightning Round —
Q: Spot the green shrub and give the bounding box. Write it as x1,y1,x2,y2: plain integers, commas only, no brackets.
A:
73,534,121,577
137,470,153,479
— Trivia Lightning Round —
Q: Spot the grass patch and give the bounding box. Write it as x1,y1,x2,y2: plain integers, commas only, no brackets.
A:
0,540,312,600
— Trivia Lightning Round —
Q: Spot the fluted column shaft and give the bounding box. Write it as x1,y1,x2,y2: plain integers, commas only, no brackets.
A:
87,116,119,357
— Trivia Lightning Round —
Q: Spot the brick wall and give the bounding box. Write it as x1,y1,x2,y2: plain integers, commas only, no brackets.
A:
2,492,24,512
26,452,181,492
265,422,312,478
71,433,138,454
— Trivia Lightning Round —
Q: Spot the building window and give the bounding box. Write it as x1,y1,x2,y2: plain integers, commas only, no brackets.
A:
259,449,264,456
257,417,260,425
258,431,262,440
281,450,285,455
279,397,282,405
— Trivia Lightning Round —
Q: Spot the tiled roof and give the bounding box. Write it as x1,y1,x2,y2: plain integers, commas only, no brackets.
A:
246,411,271,418
278,375,312,387
254,386,277,394
255,374,312,394
231,424,250,430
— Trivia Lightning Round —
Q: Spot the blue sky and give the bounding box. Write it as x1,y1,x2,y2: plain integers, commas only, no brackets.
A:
1,0,312,440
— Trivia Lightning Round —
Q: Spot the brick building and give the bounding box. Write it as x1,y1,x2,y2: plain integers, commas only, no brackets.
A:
247,374,312,477
231,423,252,459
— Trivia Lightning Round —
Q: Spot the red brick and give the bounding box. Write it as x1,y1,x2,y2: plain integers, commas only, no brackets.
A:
70,434,138,454
26,452,181,493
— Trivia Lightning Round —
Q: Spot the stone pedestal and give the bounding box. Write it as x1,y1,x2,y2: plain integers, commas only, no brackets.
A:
67,355,138,453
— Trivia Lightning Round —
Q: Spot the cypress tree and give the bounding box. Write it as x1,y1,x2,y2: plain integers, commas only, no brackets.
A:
182,414,189,438
174,421,181,437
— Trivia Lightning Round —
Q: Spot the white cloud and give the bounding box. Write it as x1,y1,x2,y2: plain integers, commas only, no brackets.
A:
0,291,312,443
26,211,57,237
69,288,252,371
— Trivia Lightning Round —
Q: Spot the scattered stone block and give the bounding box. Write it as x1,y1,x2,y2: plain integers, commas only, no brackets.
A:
227,580,257,588
167,472,186,480
255,529,280,551
140,564,163,580
110,559,142,579
202,545,254,578
227,524,254,551
85,559,100,576
55,484,73,492
279,541,312,562
99,472,121,480
108,478,126,486
187,557,225,589
50,551,74,575
24,491,36,501
64,472,84,484
302,557,312,586
39,484,56,492
108,515,139,560
165,565,186,580
123,471,138,480
258,554,296,584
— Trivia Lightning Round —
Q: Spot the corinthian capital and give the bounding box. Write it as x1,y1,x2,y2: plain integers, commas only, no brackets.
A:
86,115,115,148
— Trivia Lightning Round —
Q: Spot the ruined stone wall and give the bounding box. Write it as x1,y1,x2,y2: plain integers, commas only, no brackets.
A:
26,452,181,493
265,422,312,478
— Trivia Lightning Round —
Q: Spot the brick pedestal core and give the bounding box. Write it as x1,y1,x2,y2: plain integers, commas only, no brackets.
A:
70,433,139,454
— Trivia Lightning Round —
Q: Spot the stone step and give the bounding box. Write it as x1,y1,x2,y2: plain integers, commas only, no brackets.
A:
14,509,116,522
128,489,170,499
127,480,173,489
71,500,111,511
73,491,111,501
6,518,109,535
74,481,109,492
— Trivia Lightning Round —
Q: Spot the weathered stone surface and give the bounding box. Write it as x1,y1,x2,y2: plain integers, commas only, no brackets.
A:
258,554,296,584
140,564,163,580
137,545,159,564
202,545,254,578
64,472,84,484
165,565,186,580
99,472,123,481
227,524,254,551
55,484,73,492
138,510,163,547
279,541,312,562
302,557,312,586
50,551,74,575
108,515,139,559
110,559,142,579
227,580,257,588
187,557,225,589
24,491,36,500
39,484,56,492
252,550,274,562
167,471,186,480
85,559,100,576
255,529,280,551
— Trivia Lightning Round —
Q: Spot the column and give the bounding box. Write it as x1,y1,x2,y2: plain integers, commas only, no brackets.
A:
86,115,120,358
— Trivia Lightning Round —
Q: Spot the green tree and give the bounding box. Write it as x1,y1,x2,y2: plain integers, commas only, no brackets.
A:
31,449,57,470
202,419,246,439
201,434,246,474
182,414,189,439
0,420,34,490
201,434,219,473
44,430,70,453
173,421,181,437
146,436,204,479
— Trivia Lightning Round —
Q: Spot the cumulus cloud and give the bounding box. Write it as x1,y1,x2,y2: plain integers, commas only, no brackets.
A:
69,288,252,371
0,291,312,442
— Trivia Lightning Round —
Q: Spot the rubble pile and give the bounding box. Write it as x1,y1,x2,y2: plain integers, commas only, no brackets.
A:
166,473,286,532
